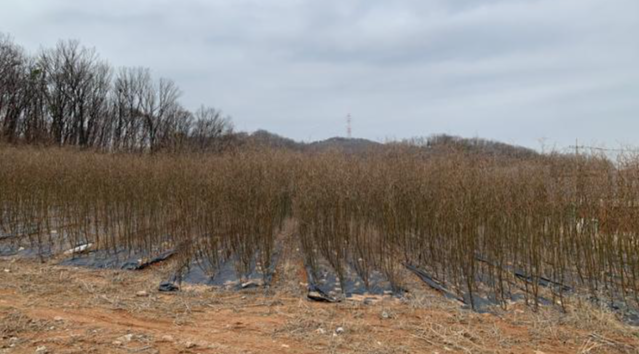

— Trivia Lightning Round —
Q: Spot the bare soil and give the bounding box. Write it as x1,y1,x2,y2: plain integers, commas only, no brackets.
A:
1,254,638,354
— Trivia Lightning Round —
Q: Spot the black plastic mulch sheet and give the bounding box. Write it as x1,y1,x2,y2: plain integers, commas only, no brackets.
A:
304,260,398,302
59,248,175,270
170,249,282,290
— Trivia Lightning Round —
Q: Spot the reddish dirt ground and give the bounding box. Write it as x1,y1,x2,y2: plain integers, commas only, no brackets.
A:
1,254,638,354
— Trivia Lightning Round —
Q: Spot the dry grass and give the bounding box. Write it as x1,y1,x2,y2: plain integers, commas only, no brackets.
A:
0,310,52,339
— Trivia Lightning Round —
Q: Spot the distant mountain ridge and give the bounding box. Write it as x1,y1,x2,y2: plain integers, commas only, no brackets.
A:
237,130,538,159
306,137,383,154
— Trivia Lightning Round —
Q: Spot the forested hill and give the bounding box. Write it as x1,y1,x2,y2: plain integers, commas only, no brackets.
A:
239,130,538,159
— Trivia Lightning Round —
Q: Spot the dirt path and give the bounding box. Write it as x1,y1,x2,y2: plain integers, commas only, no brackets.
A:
1,283,318,354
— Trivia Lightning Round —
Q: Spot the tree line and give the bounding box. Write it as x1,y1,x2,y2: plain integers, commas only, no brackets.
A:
0,33,234,152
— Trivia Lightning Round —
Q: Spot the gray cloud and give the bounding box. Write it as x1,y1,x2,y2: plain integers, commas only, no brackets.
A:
1,0,638,149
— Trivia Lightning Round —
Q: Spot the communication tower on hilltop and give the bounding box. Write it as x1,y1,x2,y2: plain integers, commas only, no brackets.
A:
346,113,352,138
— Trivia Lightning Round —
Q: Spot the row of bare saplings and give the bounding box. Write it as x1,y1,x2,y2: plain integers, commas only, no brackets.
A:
294,149,639,310
0,147,292,283
2,147,639,310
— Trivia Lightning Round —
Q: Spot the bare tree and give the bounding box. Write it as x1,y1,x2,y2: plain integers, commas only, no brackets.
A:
20,58,49,144
38,40,112,147
110,68,183,152
189,106,234,151
0,34,233,153
141,77,181,152
0,34,27,142
111,67,145,150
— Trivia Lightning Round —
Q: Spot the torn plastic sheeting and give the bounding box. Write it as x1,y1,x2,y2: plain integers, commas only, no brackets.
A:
475,254,572,293
513,270,572,293
59,248,170,270
158,282,179,292
63,243,93,256
405,264,466,305
120,249,176,271
2,241,60,259
308,287,339,303
1,232,70,259
305,265,337,302
241,280,263,289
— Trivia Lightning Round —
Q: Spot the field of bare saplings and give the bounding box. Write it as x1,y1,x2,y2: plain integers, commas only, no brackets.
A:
2,144,639,322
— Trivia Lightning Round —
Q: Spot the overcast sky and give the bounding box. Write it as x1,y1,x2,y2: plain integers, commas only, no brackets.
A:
1,0,638,149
